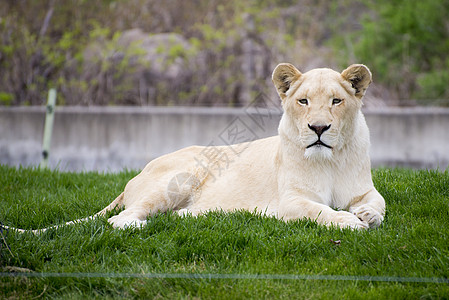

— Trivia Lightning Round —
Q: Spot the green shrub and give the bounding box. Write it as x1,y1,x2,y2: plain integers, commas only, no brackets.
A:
0,92,13,106
341,0,449,101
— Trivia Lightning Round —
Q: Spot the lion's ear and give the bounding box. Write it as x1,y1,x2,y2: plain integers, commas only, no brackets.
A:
341,64,372,99
272,63,302,101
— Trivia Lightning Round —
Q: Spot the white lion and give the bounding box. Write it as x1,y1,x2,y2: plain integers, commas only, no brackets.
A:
6,63,385,233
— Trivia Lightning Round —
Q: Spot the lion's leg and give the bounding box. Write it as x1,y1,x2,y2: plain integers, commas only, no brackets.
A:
349,189,385,228
104,172,169,228
108,176,171,229
108,186,176,229
108,172,200,228
279,196,369,229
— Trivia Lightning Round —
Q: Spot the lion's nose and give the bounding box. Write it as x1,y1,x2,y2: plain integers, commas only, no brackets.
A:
308,124,331,137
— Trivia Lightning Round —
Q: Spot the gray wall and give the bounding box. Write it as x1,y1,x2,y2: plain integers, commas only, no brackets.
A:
1,106,448,172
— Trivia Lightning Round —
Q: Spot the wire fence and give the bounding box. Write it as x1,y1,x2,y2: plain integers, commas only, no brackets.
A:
1,272,448,283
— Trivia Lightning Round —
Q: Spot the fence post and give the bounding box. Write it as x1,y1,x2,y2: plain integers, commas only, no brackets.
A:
40,88,57,169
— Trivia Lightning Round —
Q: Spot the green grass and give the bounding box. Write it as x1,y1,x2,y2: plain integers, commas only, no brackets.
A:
1,165,448,299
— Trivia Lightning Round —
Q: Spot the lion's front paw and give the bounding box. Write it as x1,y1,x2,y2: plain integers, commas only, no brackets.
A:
331,211,369,230
350,204,384,228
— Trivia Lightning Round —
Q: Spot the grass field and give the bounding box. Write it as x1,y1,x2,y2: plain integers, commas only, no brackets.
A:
1,165,448,299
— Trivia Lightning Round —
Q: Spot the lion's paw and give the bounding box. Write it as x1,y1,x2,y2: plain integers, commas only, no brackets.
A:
108,215,147,229
350,205,384,228
332,211,369,230
176,208,199,217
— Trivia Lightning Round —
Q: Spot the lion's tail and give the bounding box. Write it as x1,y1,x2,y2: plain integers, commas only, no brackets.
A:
2,192,125,235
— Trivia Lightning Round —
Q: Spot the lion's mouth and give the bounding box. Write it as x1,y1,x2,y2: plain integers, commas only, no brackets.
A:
306,140,332,149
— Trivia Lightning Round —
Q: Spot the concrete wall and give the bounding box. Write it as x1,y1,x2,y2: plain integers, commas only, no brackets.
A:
1,106,448,172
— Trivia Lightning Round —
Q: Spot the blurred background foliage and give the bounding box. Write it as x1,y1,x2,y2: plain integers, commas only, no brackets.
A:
0,0,448,107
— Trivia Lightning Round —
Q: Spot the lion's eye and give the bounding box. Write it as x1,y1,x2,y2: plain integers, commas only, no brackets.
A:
332,98,343,105
297,99,308,105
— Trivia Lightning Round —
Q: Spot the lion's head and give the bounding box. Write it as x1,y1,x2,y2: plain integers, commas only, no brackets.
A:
272,63,372,160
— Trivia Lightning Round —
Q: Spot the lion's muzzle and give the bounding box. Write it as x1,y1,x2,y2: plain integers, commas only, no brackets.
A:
307,124,332,149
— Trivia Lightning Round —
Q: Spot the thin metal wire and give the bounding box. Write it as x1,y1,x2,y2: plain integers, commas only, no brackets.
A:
1,272,447,283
